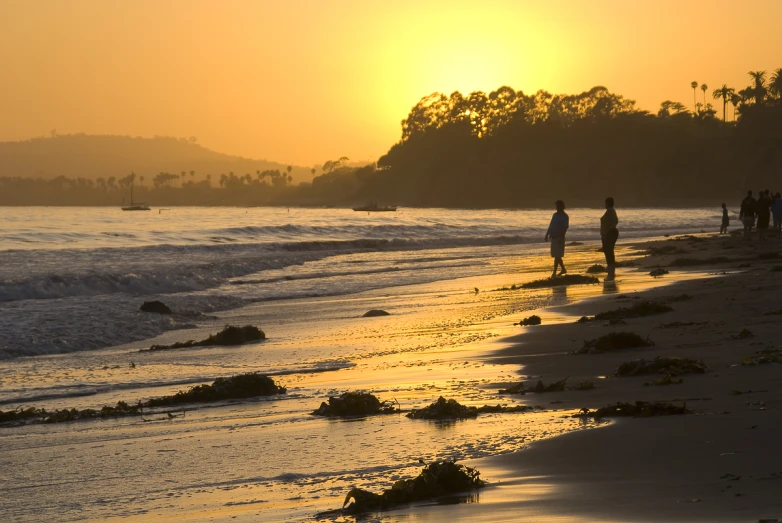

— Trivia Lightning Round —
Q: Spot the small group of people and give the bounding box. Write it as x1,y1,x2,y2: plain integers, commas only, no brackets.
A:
544,197,619,281
735,190,782,241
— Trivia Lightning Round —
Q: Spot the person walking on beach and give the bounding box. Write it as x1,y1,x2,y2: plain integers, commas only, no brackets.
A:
771,192,782,239
720,203,729,234
545,200,569,278
739,190,756,241
756,190,771,243
600,197,619,281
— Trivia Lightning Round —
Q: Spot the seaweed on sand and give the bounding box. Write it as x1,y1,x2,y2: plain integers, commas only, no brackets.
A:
1,401,143,425
586,264,607,274
146,373,285,407
2,374,286,427
498,378,568,394
337,460,484,514
573,332,653,354
649,268,669,277
732,328,754,339
591,301,673,321
517,315,541,326
312,392,398,417
576,401,689,419
520,274,599,289
670,257,732,267
742,349,782,366
406,397,478,419
643,375,683,386
144,325,265,351
614,357,707,377
647,245,687,256
405,397,536,419
660,321,708,328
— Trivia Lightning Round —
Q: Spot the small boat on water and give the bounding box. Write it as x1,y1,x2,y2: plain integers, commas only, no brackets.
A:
121,173,150,211
352,202,397,212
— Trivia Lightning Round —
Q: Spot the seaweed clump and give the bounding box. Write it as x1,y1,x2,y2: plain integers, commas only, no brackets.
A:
670,256,731,267
405,397,535,420
145,325,265,351
339,461,484,514
312,392,398,417
499,378,568,394
586,301,673,322
573,332,653,354
1,401,142,425
647,245,687,256
586,264,607,274
577,401,689,419
742,349,782,366
649,268,669,277
520,274,599,289
146,373,285,407
407,397,478,419
517,315,541,326
614,357,707,377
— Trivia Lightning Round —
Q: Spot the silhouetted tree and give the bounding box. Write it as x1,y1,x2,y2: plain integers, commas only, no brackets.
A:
700,84,708,106
748,71,767,105
691,81,698,110
712,85,735,122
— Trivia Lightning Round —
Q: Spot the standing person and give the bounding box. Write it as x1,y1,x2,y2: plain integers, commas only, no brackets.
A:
756,190,771,243
545,200,569,278
772,192,782,239
739,190,756,241
720,203,729,234
600,197,619,281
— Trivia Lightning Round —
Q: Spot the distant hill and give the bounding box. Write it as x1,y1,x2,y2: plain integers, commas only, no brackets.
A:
0,134,315,184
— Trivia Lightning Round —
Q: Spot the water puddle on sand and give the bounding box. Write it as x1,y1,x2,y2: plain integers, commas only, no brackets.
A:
0,245,709,522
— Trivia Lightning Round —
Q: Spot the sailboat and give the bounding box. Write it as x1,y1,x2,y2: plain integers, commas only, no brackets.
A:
121,173,150,211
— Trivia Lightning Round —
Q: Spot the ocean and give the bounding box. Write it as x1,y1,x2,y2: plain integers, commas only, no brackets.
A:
0,206,719,521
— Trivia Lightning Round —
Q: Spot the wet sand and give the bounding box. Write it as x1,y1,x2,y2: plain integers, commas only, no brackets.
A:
386,232,782,522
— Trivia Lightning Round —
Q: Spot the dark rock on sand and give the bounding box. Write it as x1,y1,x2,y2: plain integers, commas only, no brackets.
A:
363,309,390,317
140,300,172,314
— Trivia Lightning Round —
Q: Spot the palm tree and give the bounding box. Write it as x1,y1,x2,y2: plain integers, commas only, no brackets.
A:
769,68,782,99
729,93,741,121
712,85,735,122
700,84,708,105
748,70,767,105
310,167,316,178
690,81,698,111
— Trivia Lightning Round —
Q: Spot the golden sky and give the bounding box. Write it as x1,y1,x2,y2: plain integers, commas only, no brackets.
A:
1,0,781,166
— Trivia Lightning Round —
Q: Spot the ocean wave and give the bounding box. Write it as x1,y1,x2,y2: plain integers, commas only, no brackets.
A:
0,235,526,303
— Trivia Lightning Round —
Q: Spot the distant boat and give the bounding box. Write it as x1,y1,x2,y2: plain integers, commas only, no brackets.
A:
121,173,150,211
352,202,397,212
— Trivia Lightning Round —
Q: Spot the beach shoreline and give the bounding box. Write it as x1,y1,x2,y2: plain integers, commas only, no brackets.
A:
383,232,782,522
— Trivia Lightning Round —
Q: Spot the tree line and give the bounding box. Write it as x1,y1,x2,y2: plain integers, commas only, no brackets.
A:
2,69,781,207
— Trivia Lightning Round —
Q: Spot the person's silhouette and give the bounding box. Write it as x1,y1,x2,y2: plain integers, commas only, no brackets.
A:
720,203,729,234
545,200,569,278
600,197,619,281
739,190,756,241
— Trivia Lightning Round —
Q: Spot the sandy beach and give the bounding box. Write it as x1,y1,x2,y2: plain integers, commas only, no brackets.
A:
385,232,782,522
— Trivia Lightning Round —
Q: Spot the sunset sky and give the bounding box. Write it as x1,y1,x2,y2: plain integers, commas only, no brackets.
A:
1,0,781,167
